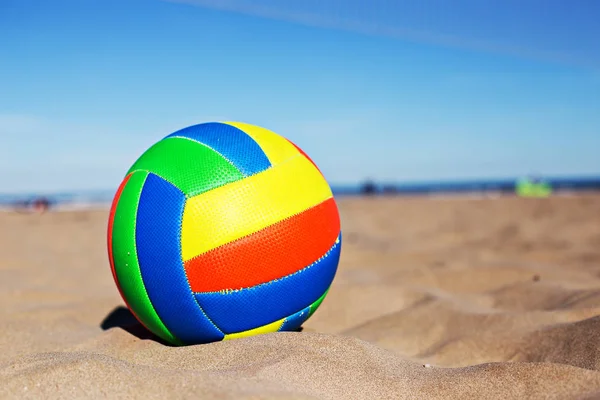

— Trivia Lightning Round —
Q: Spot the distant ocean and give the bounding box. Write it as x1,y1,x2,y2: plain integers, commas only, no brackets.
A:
1,176,599,209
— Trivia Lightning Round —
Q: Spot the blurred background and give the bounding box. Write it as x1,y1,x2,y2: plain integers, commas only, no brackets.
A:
1,0,599,209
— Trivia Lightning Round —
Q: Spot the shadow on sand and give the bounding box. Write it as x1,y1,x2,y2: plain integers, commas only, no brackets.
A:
100,306,174,346
100,306,304,346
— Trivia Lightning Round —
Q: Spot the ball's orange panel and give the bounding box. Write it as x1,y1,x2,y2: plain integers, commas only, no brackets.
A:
184,197,340,293
195,235,341,333
180,154,333,261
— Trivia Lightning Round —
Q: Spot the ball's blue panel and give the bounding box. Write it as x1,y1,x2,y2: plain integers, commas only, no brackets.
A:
166,122,272,176
136,173,224,344
279,304,311,332
195,235,341,334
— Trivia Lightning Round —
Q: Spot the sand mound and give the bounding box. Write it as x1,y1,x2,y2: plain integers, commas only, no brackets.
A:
514,315,600,371
4,331,600,400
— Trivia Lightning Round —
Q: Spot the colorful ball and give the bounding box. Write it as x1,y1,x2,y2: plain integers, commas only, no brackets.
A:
107,121,341,345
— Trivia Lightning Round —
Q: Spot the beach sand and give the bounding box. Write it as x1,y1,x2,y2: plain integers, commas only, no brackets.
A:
2,194,600,399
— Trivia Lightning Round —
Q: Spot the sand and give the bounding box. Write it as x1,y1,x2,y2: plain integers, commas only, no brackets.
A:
2,194,600,399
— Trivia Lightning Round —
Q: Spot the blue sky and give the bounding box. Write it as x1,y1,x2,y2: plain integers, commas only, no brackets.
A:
1,0,599,193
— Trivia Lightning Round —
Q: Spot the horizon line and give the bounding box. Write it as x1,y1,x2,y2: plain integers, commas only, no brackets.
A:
2,173,600,197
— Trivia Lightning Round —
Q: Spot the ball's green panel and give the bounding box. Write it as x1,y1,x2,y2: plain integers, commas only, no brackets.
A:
111,170,182,345
308,288,329,319
127,137,245,197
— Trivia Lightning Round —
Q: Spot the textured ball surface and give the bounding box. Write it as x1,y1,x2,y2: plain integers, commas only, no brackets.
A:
107,122,341,345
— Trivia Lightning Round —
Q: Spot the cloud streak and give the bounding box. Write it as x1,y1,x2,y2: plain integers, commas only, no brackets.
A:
165,0,599,70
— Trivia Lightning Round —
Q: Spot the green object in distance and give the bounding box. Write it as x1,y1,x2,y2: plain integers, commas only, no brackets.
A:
515,177,553,198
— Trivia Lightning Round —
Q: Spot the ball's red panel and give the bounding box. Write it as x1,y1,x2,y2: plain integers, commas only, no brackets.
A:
184,197,340,293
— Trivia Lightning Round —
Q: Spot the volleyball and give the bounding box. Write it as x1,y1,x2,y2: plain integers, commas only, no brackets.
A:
107,121,341,345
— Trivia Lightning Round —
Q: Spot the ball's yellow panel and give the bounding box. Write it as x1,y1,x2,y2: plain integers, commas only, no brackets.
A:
181,155,333,262
222,317,285,340
224,121,299,166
